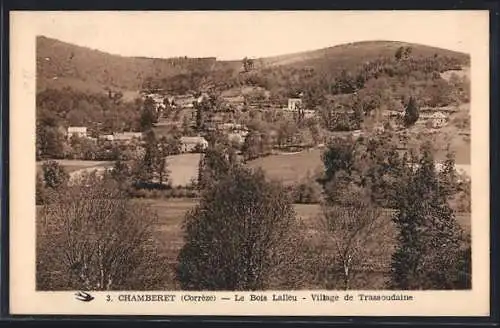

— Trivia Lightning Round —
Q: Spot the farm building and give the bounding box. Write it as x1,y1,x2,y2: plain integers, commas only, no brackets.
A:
197,93,210,104
429,112,448,128
303,109,317,119
217,123,249,133
418,111,448,128
67,126,88,139
383,110,404,118
112,132,143,143
173,95,196,108
180,136,208,153
98,134,114,141
351,130,364,139
223,95,245,104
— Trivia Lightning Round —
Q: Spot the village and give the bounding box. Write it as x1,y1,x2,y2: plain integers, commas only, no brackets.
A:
65,90,457,155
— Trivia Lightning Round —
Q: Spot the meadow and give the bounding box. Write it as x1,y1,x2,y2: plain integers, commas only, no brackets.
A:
38,143,470,188
36,192,471,290
135,198,471,289
246,146,471,186
36,159,113,173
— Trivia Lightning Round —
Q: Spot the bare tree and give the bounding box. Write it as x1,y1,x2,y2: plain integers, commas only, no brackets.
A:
39,173,163,290
318,201,392,290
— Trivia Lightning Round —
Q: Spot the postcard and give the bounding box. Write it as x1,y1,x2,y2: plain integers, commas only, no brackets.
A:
9,10,490,316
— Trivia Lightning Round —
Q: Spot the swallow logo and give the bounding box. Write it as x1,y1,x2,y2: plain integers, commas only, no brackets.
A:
75,291,95,302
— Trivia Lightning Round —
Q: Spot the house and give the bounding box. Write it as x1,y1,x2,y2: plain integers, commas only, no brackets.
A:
197,93,210,104
430,112,447,128
174,95,196,108
67,126,87,139
98,134,114,142
223,95,245,104
303,109,317,119
383,110,404,118
227,133,246,146
180,136,209,153
287,98,302,111
217,123,249,133
113,132,143,143
351,130,363,139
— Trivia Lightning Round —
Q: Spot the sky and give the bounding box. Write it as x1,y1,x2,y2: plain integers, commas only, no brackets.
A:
17,10,485,60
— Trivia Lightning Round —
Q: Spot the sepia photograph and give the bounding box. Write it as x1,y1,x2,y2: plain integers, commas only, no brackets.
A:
9,10,490,316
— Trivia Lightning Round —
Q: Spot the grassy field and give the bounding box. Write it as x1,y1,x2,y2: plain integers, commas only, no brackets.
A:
246,148,324,185
37,196,471,290
246,146,470,186
166,153,202,187
36,160,113,173
137,198,471,273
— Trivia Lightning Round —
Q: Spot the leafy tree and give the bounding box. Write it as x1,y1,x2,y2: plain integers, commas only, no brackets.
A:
438,150,459,199
242,57,255,72
37,126,66,159
403,96,420,127
177,167,308,290
154,136,171,185
292,176,322,204
353,134,405,207
295,101,305,124
241,130,262,161
404,46,413,59
182,115,193,135
193,95,215,132
395,46,405,61
36,172,48,205
37,87,141,138
111,156,131,187
165,134,182,156
140,97,157,131
42,160,69,190
321,137,356,183
276,119,298,148
307,121,322,146
133,130,157,185
197,143,238,190
390,143,470,289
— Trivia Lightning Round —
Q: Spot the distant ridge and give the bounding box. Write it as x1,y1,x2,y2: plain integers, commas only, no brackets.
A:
37,35,469,94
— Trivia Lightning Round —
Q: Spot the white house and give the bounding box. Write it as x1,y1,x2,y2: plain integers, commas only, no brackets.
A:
113,132,143,143
67,126,87,139
99,134,114,141
287,98,302,111
430,112,447,128
180,136,209,153
303,109,317,119
227,132,246,146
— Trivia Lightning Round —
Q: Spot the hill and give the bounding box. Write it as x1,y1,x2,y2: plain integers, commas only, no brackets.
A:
37,36,469,96
36,36,219,94
258,40,469,69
